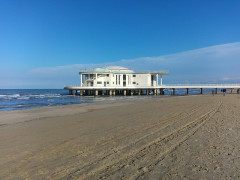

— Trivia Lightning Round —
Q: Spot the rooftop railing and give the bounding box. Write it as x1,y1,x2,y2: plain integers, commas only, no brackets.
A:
163,84,240,86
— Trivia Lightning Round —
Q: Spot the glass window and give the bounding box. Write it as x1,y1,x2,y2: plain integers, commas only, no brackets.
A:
133,82,136,84
97,81,102,84
107,74,109,77
133,75,136,77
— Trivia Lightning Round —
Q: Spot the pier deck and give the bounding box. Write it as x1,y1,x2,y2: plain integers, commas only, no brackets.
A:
64,84,240,96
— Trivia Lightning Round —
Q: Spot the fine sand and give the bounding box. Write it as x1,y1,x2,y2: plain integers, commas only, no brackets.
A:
0,94,240,179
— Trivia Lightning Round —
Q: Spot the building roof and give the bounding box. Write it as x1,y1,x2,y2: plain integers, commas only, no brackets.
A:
79,66,168,75
103,66,130,70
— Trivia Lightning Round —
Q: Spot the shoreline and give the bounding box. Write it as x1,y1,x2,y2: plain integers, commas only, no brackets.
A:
0,88,225,112
0,94,181,125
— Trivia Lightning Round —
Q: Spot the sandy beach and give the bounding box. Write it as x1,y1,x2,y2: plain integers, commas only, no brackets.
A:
0,94,240,179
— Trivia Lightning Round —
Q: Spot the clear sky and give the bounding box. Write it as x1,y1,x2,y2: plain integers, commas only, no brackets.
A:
0,0,240,88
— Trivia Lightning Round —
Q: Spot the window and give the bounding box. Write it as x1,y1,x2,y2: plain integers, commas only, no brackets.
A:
107,82,109,84
133,75,136,77
113,82,114,84
133,82,136,84
97,81,102,84
107,74,109,77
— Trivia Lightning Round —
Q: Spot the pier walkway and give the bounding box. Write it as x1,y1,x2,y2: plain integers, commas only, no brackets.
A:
64,84,240,96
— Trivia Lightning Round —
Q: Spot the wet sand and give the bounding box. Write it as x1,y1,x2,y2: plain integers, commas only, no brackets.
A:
0,94,240,179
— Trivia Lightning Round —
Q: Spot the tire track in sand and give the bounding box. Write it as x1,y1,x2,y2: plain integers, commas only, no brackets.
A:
65,101,222,179
48,105,205,178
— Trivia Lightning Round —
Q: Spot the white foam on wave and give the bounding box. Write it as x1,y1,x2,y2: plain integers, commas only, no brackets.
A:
17,97,30,100
33,94,61,98
0,94,21,99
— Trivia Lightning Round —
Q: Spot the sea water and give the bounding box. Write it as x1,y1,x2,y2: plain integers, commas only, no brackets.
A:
0,88,216,111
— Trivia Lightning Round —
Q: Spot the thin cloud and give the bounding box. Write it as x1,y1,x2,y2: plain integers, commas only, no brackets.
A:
22,42,240,88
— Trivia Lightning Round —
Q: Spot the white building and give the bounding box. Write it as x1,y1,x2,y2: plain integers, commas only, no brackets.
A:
80,66,168,88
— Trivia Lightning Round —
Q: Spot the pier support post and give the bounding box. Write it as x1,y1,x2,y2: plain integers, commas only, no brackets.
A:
88,90,91,96
146,90,149,95
80,90,83,96
102,90,104,96
157,89,159,95
123,90,127,96
200,88,203,94
112,90,116,96
171,88,175,96
95,90,98,96
131,90,134,96
69,90,73,95
231,89,233,93
109,90,112,96
154,89,157,95
138,90,141,95
149,90,152,95
185,88,188,95
215,88,217,94
160,89,164,95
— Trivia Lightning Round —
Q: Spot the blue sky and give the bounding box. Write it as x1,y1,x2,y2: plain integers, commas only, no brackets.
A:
0,0,240,88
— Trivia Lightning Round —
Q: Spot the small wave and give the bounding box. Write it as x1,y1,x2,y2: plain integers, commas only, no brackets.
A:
17,97,30,100
15,104,27,108
0,94,21,99
31,94,62,99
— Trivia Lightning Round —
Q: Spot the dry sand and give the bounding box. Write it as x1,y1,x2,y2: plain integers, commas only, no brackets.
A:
0,94,240,179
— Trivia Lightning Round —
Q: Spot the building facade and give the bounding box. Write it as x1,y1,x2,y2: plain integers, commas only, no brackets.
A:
80,66,168,87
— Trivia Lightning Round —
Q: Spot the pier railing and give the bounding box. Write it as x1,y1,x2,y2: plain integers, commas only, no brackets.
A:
163,84,240,86
64,84,240,90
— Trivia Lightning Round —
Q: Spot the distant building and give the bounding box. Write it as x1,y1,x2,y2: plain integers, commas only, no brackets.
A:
79,66,168,87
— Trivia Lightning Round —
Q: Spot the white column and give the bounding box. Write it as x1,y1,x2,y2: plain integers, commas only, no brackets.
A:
156,74,158,86
160,75,163,86
95,73,97,86
80,74,83,87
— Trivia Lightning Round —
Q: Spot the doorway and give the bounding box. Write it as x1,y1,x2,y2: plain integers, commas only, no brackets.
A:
123,75,126,87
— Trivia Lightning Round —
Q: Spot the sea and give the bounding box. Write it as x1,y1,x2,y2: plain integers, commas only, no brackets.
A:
0,88,217,111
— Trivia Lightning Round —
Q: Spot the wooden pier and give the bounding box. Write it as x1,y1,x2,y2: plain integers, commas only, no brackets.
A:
64,84,240,96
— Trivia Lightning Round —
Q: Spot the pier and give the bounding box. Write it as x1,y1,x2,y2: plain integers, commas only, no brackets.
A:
64,66,240,96
64,84,240,96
